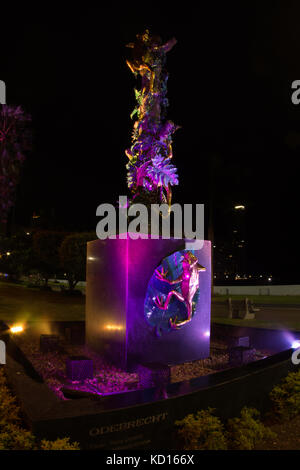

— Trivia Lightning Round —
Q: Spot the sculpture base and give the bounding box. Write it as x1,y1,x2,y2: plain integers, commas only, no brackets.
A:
86,235,211,370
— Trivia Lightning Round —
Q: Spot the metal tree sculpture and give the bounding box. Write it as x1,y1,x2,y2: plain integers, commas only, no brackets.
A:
125,30,179,206
0,105,31,223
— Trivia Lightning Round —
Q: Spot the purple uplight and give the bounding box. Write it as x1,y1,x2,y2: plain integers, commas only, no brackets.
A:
292,340,300,349
204,330,210,338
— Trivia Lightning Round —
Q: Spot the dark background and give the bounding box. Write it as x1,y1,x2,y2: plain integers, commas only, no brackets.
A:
1,3,299,281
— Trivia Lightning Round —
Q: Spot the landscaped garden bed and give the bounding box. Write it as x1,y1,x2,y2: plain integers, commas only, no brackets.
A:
12,328,271,400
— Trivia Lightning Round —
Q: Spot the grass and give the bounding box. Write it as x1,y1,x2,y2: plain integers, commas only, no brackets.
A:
212,295,300,305
212,295,300,331
0,281,85,323
212,316,300,331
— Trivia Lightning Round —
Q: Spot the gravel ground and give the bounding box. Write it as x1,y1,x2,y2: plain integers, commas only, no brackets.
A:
13,332,269,400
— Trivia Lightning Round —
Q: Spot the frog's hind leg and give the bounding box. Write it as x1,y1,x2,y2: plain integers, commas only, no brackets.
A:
170,301,193,328
155,290,184,310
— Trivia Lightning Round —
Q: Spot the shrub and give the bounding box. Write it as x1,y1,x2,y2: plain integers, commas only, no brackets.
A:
59,232,95,290
175,408,227,450
227,407,275,450
33,231,67,286
0,369,79,450
0,424,36,450
0,232,33,280
0,425,80,450
269,369,300,419
40,437,80,450
0,370,21,426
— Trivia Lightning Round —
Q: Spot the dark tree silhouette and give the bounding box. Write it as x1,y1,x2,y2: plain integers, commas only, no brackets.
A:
0,105,31,224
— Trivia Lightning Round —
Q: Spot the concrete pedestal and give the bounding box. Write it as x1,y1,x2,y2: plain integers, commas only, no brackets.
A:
86,235,211,369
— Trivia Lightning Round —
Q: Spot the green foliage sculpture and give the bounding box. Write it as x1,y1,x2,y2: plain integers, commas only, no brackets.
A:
125,30,180,207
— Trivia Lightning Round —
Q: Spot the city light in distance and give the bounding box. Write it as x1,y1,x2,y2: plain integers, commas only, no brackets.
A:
234,205,245,210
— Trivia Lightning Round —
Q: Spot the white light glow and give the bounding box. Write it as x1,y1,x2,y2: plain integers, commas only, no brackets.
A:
104,324,123,331
10,325,24,334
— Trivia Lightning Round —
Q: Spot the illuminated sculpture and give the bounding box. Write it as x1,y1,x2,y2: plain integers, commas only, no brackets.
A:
154,252,206,329
125,30,179,206
86,32,211,369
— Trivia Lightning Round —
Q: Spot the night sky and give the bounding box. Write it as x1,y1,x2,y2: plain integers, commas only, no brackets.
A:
1,3,300,281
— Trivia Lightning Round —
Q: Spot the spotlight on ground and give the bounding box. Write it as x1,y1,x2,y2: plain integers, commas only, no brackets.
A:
10,325,24,334
104,324,123,331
